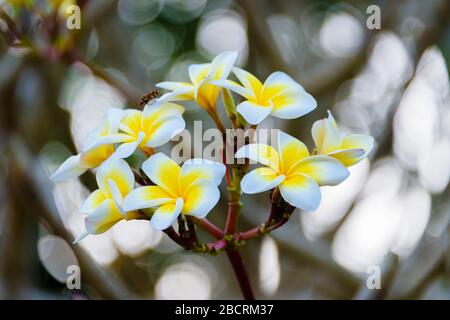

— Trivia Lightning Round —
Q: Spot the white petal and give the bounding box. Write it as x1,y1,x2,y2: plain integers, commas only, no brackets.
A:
279,174,321,211
232,67,263,95
212,79,254,100
150,198,183,230
262,71,305,99
181,158,226,188
182,180,220,218
83,108,124,147
311,114,342,154
327,110,339,131
79,189,106,213
113,132,145,158
236,100,274,125
108,179,125,214
145,116,185,148
156,82,195,102
158,89,195,102
50,154,87,182
83,133,130,152
277,130,309,174
73,230,89,244
290,155,349,186
270,90,317,119
85,199,123,234
96,157,135,196
143,100,185,120
188,63,210,84
260,72,316,119
235,143,280,171
341,134,374,155
122,186,174,211
102,108,125,134
156,81,193,91
327,149,366,167
241,167,285,194
142,152,180,196
208,51,238,80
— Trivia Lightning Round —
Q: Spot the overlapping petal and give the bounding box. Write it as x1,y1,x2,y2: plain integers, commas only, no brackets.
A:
182,180,220,218
341,134,374,154
84,199,124,234
120,109,142,135
235,143,280,171
214,68,316,124
122,185,174,211
83,133,131,152
84,108,124,147
327,149,366,167
180,158,226,190
261,72,305,101
157,51,237,110
113,131,145,158
51,109,124,182
270,89,317,119
96,157,135,198
290,155,349,186
208,51,238,80
79,189,106,213
142,101,185,125
312,111,374,167
189,64,210,84
241,167,285,194
79,144,116,168
236,101,273,125
232,67,263,96
50,154,87,182
142,152,180,196
279,174,321,211
150,198,184,230
277,131,309,174
211,79,254,100
158,86,195,102
144,115,185,148
311,115,341,154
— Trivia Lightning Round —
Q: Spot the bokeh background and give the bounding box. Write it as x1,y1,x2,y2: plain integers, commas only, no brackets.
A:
1,0,450,299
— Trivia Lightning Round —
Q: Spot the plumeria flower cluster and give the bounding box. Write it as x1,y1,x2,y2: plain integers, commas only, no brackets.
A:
51,51,373,298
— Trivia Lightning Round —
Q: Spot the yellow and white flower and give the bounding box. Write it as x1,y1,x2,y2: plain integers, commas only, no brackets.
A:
50,108,124,182
213,68,317,125
84,100,185,159
156,51,238,111
75,157,140,242
122,153,225,230
312,111,374,167
236,131,349,211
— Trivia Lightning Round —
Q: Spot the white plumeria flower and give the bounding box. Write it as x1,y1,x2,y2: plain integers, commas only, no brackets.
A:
236,131,349,211
312,111,374,167
156,51,238,111
213,68,317,125
84,100,185,159
122,153,226,230
50,108,124,182
75,157,141,243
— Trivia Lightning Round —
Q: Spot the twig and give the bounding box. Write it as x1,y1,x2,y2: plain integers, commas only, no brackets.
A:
225,249,255,300
194,218,224,239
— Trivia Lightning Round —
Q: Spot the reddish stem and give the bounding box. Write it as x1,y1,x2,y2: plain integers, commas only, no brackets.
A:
225,201,240,234
226,249,255,300
195,218,224,239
